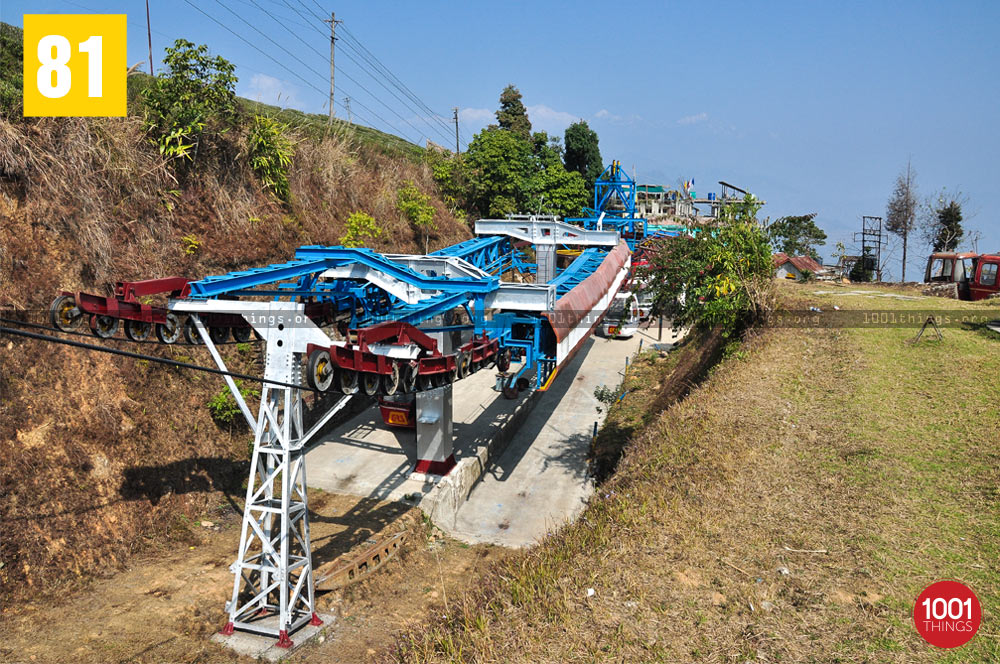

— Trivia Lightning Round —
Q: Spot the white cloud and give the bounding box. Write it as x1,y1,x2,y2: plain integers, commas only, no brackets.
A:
526,104,579,135
677,112,708,126
593,108,642,125
459,107,494,125
244,73,301,108
459,104,582,136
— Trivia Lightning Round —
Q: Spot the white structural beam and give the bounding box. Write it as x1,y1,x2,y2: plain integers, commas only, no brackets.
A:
474,218,620,246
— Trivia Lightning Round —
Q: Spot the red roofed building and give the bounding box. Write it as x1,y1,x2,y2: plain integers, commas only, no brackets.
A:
773,252,824,280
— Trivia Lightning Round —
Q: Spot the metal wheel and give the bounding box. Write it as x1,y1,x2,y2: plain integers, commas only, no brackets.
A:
501,378,519,400
455,350,470,380
361,371,380,396
124,319,152,341
381,362,401,396
417,373,435,391
156,313,181,344
89,314,119,339
50,295,82,332
232,326,253,343
402,363,418,393
338,369,359,395
209,326,231,344
183,317,203,344
306,349,334,392
495,348,511,372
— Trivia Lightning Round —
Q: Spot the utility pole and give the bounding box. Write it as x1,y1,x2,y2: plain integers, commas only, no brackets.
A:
452,107,460,155
324,12,341,125
145,0,153,75
343,96,351,124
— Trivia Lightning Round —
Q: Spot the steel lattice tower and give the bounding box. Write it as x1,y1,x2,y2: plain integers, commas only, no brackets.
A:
221,381,321,647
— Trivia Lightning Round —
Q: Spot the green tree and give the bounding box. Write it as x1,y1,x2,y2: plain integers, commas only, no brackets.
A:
464,127,533,218
563,120,602,192
397,180,437,253
640,195,774,334
523,131,588,218
849,248,876,282
496,84,532,140
141,39,238,161
922,190,965,252
767,213,826,261
339,211,383,248
886,160,918,281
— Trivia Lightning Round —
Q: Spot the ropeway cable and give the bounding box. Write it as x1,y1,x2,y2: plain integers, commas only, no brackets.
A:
0,325,319,393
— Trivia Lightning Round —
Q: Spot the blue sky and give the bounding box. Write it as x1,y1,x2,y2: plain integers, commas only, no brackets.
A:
6,1,998,276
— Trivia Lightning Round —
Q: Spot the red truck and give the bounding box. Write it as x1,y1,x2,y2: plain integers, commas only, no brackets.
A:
924,252,1000,301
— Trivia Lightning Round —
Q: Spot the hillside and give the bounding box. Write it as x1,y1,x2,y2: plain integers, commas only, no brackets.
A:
0,22,471,601
397,283,1000,662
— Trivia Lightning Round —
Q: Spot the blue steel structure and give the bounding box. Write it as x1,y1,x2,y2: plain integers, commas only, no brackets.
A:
567,160,685,248
170,221,626,395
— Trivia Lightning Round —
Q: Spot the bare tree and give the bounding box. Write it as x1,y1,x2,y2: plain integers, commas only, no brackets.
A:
886,160,918,281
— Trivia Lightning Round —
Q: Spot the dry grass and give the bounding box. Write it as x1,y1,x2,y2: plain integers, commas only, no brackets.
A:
393,284,1000,662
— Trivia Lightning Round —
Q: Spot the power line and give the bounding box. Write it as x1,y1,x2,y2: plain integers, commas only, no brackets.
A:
214,0,427,143
338,27,455,138
231,0,316,31
292,3,460,147
177,0,399,137
239,0,448,145
334,38,454,145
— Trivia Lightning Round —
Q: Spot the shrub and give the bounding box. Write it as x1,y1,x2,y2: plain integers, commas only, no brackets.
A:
0,22,23,116
339,211,383,248
180,234,201,255
397,180,436,252
207,380,259,427
141,39,237,163
247,114,294,202
641,194,774,335
594,384,620,414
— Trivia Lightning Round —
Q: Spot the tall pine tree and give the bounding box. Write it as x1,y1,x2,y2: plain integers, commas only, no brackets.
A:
495,85,532,140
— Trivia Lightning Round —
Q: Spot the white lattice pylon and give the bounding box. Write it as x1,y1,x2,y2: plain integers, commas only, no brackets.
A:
220,382,321,647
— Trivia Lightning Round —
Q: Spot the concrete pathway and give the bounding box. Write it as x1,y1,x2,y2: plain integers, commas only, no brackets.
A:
305,321,682,547
305,360,530,504
448,324,682,547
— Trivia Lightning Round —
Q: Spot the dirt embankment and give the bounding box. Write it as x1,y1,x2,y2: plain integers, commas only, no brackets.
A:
0,114,469,602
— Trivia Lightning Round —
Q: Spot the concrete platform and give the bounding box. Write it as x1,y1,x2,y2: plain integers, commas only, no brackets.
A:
448,326,679,547
210,613,334,661
305,323,681,544
305,360,539,522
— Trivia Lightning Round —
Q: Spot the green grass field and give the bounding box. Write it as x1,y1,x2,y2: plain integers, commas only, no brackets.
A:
396,282,1000,662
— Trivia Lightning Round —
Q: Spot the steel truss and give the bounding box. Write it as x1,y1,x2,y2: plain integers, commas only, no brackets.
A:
183,309,350,648
221,382,321,647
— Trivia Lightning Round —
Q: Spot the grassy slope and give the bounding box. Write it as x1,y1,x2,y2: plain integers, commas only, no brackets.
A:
397,282,999,662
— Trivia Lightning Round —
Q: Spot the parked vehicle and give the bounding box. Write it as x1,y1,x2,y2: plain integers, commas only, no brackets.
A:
969,254,1000,301
923,252,1000,300
601,292,640,338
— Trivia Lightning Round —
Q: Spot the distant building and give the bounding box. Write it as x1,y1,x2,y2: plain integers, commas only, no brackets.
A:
773,252,824,280
636,181,764,222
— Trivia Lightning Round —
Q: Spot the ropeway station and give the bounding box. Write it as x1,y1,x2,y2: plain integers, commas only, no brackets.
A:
45,214,632,647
